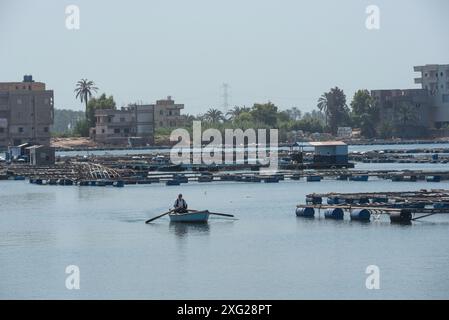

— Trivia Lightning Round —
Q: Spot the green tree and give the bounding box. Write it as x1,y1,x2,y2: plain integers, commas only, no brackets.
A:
250,102,278,126
86,93,116,127
204,108,225,123
317,87,350,134
74,79,98,118
350,89,378,138
226,106,251,121
394,101,418,126
73,119,90,137
378,122,394,139
285,107,302,121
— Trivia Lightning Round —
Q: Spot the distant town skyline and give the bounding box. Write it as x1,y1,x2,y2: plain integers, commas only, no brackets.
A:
1,0,448,114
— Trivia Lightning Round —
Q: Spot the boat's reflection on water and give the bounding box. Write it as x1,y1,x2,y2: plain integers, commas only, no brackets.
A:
169,222,211,238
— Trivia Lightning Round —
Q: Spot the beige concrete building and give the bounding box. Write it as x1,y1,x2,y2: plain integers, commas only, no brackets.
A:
0,75,54,147
91,104,155,146
153,96,184,128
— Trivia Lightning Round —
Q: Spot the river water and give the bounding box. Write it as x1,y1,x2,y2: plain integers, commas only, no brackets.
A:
1,173,449,299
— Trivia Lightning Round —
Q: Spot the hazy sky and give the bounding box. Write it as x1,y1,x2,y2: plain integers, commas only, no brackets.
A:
0,0,448,114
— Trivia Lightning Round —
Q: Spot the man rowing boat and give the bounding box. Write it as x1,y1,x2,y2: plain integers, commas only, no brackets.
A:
173,194,188,213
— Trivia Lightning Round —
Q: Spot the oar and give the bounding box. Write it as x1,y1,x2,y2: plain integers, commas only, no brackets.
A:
188,209,234,218
208,212,235,218
145,209,174,224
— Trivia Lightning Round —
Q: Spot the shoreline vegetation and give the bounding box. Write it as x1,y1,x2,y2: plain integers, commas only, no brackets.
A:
49,83,449,152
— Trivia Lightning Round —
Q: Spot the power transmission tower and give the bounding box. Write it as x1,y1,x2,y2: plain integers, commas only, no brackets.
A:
221,83,230,114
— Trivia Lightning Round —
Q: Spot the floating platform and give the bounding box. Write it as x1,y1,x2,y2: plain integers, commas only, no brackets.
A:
297,189,449,223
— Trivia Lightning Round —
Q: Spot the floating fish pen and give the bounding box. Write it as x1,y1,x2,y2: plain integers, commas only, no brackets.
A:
297,189,449,223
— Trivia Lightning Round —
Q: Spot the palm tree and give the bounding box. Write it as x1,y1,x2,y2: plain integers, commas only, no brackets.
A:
204,108,224,123
226,106,250,121
74,79,98,118
317,93,330,126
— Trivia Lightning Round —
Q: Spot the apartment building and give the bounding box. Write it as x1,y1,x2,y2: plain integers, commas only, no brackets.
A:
414,64,449,127
371,89,431,138
0,75,54,147
91,104,155,145
153,96,184,128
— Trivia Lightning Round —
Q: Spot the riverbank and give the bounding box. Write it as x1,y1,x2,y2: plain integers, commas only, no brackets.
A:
44,137,449,153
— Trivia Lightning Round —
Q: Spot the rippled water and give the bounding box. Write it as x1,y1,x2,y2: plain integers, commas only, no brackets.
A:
1,176,449,299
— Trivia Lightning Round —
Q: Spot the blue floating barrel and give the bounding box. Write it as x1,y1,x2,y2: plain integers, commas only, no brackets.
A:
166,179,181,186
426,175,441,182
307,175,321,182
337,175,349,180
324,208,344,220
78,180,89,186
137,180,152,185
349,175,369,182
433,202,449,209
264,176,279,183
113,180,125,187
198,175,213,182
358,197,370,204
174,175,188,183
390,210,412,223
296,207,315,218
372,197,388,203
327,197,345,205
35,179,43,185
291,173,301,180
306,196,322,204
350,209,371,222
95,180,106,187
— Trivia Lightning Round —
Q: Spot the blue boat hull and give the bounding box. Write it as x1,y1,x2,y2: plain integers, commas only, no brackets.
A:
169,211,210,223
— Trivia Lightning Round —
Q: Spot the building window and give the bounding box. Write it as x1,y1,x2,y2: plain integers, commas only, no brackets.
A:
28,85,32,90
120,117,125,122
17,98,22,104
114,128,120,134
44,127,49,133
159,121,163,126
18,127,24,133
425,73,428,77
169,110,172,116
160,110,163,115
0,128,4,133
443,94,449,103
124,128,129,134
102,129,105,133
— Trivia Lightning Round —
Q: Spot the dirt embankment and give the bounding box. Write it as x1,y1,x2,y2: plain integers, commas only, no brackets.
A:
51,137,100,149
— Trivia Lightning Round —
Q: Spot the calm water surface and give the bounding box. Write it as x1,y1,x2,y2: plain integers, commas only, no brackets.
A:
1,177,449,299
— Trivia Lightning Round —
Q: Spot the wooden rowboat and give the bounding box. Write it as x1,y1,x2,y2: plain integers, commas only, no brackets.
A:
169,210,210,223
